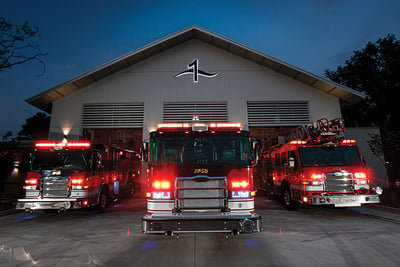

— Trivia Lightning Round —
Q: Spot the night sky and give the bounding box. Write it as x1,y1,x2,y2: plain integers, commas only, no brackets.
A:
1,0,399,137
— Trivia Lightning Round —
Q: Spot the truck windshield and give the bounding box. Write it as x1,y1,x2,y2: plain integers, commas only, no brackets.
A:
150,135,251,165
30,151,91,170
298,146,361,167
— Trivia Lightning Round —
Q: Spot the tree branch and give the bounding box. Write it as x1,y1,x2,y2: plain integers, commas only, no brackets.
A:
0,17,46,75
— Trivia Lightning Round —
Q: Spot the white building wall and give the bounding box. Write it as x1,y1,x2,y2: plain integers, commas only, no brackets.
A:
346,127,389,187
49,39,341,140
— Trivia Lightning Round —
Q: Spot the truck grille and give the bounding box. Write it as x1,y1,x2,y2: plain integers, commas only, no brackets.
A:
175,176,227,211
42,176,70,197
324,172,354,192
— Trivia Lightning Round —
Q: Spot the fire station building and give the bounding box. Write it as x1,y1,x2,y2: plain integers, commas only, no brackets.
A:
27,26,364,153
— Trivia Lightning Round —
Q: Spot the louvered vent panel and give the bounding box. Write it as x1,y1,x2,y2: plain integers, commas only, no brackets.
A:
82,103,144,128
247,101,310,126
164,102,227,122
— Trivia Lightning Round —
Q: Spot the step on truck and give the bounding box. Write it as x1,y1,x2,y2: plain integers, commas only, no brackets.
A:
17,140,140,212
257,118,383,210
141,122,262,235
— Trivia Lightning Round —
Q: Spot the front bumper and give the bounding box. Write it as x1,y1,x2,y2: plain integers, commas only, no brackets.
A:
16,198,81,210
142,212,262,234
310,194,380,207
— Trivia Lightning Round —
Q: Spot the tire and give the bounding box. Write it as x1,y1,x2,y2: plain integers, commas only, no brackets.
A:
98,188,110,210
43,209,58,213
282,186,299,211
126,178,135,198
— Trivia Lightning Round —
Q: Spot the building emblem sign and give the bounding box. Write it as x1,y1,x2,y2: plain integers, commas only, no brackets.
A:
174,59,218,83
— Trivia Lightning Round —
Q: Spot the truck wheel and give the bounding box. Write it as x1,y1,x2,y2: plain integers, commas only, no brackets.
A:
127,179,135,198
129,182,135,197
283,186,299,211
99,189,110,210
43,209,57,213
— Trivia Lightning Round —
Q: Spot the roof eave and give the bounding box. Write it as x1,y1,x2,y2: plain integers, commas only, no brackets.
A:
26,25,365,112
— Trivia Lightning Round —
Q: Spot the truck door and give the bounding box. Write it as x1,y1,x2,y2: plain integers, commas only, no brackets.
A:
92,151,104,189
287,150,299,185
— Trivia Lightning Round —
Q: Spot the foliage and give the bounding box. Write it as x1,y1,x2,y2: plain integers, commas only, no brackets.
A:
325,34,400,130
0,17,46,74
325,34,400,182
0,131,18,151
18,112,50,140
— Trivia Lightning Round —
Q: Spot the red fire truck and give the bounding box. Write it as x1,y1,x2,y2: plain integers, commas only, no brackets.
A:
141,122,262,235
257,118,383,210
16,141,140,212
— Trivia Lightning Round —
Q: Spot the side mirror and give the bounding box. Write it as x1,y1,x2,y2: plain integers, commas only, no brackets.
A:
251,140,260,164
289,157,295,168
362,155,366,166
141,141,149,162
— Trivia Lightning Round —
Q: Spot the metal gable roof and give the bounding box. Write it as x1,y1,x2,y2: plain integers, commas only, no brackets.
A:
26,25,365,113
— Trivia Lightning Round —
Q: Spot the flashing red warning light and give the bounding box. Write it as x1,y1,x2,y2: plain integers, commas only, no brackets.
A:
209,122,241,129
71,178,84,185
231,180,249,189
35,142,91,149
25,172,40,185
157,123,190,130
152,180,171,190
66,142,91,148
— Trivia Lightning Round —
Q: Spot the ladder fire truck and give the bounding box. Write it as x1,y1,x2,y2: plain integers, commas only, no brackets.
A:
141,122,262,235
16,140,140,212
258,118,383,210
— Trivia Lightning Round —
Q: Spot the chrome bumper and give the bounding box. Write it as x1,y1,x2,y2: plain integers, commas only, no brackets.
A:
142,212,262,234
310,194,381,207
16,198,80,210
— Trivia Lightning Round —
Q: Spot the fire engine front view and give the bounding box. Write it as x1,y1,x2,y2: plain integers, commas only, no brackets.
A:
255,118,383,210
13,118,384,237
141,122,263,235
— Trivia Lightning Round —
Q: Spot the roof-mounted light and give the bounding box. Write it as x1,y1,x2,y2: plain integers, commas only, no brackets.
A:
289,140,307,145
66,142,91,148
157,123,190,130
192,123,208,132
209,122,241,130
35,141,91,149
341,139,356,144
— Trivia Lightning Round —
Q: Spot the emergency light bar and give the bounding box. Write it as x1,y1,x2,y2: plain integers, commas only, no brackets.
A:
209,123,241,129
157,122,242,131
289,140,307,145
157,123,190,129
35,142,91,149
341,139,356,144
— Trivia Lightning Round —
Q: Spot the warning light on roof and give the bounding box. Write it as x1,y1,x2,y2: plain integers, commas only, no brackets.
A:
209,123,241,129
157,123,190,129
289,140,307,145
341,139,356,144
35,142,91,149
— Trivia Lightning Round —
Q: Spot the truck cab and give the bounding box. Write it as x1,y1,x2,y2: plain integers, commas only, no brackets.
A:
141,122,262,235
